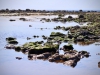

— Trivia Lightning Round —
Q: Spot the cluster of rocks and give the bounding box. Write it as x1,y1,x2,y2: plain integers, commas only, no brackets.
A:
48,24,100,45
28,49,90,67
5,38,90,67
6,37,18,44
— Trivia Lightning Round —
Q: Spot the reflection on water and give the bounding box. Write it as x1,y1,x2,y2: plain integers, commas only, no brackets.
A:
74,40,100,46
0,16,100,75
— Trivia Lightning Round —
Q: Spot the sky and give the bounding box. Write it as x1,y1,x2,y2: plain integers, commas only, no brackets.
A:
0,0,100,10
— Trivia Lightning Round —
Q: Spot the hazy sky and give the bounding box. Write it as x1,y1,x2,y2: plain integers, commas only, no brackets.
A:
0,0,100,10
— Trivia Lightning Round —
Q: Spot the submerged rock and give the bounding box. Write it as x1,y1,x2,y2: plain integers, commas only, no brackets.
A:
29,25,32,27
9,19,16,21
16,57,22,60
19,18,27,21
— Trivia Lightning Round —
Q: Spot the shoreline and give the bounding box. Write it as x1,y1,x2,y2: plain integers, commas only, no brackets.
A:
0,12,100,16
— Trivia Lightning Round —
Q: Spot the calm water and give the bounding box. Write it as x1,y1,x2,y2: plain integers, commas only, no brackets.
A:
0,15,100,75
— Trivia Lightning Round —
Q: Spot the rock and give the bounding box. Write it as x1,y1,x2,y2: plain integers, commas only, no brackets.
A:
28,54,36,60
48,57,55,62
19,18,27,21
6,37,16,41
29,25,32,27
15,46,21,52
78,51,90,57
49,53,62,62
9,19,15,21
43,52,51,59
27,37,31,40
16,57,22,60
5,44,15,49
8,40,18,44
96,53,100,55
63,60,77,67
63,44,74,51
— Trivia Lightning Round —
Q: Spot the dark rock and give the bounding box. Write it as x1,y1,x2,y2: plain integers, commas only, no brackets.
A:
15,46,21,52
9,19,15,21
29,25,32,27
16,57,22,60
43,52,51,59
19,18,27,21
63,60,77,67
6,37,16,41
63,44,74,51
27,37,31,40
8,40,18,44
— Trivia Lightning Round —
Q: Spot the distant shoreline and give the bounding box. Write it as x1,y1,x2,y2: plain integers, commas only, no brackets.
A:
0,9,100,16
0,12,100,16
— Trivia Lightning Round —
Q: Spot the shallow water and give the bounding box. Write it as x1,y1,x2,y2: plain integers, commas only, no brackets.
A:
0,16,100,75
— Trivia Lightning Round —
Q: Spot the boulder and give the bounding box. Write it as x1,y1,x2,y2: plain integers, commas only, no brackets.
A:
43,52,51,59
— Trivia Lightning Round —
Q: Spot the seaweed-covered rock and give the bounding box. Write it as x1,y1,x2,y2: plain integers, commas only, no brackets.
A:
22,42,59,54
50,32,65,37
